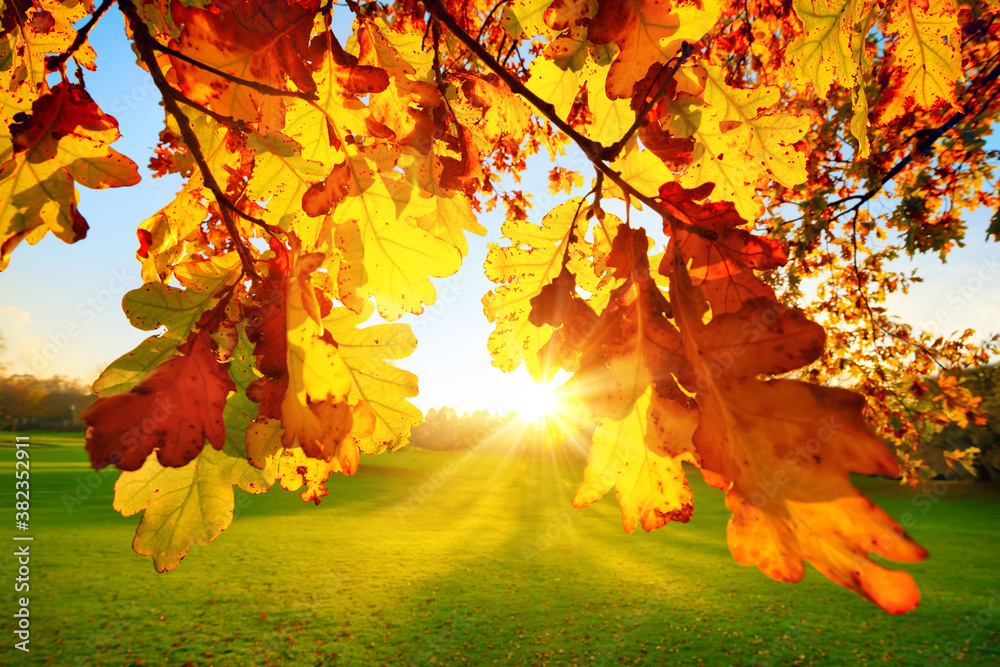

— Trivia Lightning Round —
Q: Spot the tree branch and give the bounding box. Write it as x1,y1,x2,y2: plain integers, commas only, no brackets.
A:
147,41,319,101
422,0,606,161
421,0,715,241
46,0,114,72
827,60,1000,219
603,42,693,162
119,0,261,281
174,92,251,133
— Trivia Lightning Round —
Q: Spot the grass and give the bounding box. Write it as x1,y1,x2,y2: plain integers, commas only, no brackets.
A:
0,431,998,666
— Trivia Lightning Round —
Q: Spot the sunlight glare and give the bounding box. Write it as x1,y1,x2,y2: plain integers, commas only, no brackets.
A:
510,375,560,423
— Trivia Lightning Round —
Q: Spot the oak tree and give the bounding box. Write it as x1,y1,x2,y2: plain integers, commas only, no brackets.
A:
2,0,998,613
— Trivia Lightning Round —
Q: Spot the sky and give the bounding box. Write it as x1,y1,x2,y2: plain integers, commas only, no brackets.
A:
1,11,999,416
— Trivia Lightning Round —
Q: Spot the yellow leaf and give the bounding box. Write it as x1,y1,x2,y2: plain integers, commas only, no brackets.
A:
303,145,464,320
875,0,961,124
281,254,354,449
573,389,696,533
277,447,340,504
93,254,241,396
113,331,276,572
583,45,636,145
0,84,140,270
501,0,557,39
0,0,92,127
135,180,210,284
788,0,878,156
324,301,422,453
668,62,809,220
450,73,533,153
604,142,673,201
396,152,488,256
482,199,580,377
528,57,582,120
788,0,876,98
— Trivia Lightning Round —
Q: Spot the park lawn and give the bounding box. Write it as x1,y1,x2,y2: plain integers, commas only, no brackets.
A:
0,431,998,666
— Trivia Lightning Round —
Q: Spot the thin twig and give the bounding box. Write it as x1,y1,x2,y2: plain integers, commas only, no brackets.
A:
603,42,693,162
850,209,948,370
149,41,319,101
174,92,252,133
119,0,261,281
47,0,114,72
500,39,519,69
476,0,509,41
422,0,605,160
559,175,602,271
421,0,716,241
220,196,282,237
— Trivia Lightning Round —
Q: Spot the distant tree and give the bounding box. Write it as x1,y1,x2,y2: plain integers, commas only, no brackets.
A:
0,374,95,429
923,366,1000,480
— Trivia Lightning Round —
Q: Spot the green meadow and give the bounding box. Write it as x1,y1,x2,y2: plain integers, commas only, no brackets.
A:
0,432,998,666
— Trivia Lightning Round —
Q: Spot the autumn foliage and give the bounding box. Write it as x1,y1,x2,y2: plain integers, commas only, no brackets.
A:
2,0,999,613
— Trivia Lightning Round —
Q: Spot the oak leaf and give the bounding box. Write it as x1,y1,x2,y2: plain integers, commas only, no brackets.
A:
787,0,878,155
244,243,361,462
92,254,242,397
166,0,319,130
0,0,95,127
112,331,277,571
482,199,580,377
588,0,721,99
323,302,422,453
658,182,786,314
84,325,234,471
665,63,809,220
669,257,927,613
0,83,140,269
875,0,961,124
573,388,697,533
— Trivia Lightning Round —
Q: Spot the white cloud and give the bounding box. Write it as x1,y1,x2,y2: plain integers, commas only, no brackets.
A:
0,306,52,376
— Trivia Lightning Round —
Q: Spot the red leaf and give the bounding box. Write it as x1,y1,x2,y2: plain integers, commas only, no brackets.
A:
83,330,234,471
659,182,787,314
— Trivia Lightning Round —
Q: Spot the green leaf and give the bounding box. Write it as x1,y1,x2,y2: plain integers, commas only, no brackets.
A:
93,255,241,396
113,329,277,572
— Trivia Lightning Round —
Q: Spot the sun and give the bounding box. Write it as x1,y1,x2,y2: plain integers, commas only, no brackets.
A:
496,368,574,423
512,379,559,422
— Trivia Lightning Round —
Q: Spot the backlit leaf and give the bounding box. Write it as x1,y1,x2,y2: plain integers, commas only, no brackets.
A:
0,84,140,269
875,0,961,124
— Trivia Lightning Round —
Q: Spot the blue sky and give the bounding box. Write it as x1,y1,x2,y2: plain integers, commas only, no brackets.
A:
1,11,998,415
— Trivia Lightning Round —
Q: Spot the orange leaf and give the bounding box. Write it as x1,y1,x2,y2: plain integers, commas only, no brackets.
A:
589,0,721,99
167,0,319,129
658,182,786,314
669,256,927,613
